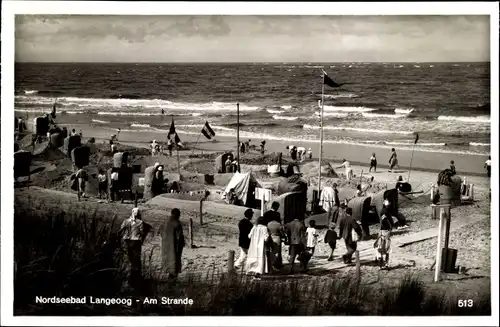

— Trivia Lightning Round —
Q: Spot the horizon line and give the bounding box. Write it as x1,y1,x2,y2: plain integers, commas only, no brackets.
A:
15,60,491,64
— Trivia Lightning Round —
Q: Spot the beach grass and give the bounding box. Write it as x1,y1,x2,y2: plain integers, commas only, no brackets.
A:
13,198,491,316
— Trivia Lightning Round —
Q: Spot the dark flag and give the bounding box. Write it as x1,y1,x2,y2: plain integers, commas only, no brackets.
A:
174,132,183,148
167,118,176,140
323,70,342,88
201,121,216,140
414,133,419,145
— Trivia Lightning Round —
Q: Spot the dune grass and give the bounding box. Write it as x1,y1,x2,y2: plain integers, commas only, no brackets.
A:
13,197,491,316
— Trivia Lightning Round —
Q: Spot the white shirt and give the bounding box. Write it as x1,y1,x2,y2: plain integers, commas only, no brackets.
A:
98,174,107,183
306,227,318,248
111,172,119,181
485,159,491,167
341,161,351,168
297,147,306,153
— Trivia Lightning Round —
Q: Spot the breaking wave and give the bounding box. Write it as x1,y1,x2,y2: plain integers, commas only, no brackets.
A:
437,115,490,124
272,115,298,121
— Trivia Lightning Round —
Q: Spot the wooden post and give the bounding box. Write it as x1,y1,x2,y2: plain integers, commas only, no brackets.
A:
355,250,360,286
228,250,235,274
261,197,265,218
470,184,474,201
199,200,203,225
236,103,240,173
434,206,447,282
189,218,194,248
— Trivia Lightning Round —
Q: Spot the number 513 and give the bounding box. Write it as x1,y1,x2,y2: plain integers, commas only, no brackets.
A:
458,299,474,307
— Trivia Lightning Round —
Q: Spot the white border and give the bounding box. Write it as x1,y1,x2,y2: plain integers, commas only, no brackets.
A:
1,2,499,326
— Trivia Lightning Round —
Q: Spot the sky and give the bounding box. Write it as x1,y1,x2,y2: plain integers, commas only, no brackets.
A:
15,15,490,63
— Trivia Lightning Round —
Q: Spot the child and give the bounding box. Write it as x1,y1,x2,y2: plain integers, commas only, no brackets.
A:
110,167,120,202
324,222,338,261
306,220,319,256
97,169,108,200
307,148,312,159
356,184,364,197
369,153,377,172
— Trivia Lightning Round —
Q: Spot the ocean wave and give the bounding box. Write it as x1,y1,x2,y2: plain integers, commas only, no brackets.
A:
364,140,447,147
322,105,376,113
323,93,358,99
131,123,152,128
24,90,38,95
14,108,86,115
91,119,110,124
97,111,164,116
314,112,350,118
267,109,285,114
15,95,259,112
437,115,490,124
394,108,414,115
469,142,490,147
272,115,298,121
280,105,292,110
361,112,408,119
303,124,414,135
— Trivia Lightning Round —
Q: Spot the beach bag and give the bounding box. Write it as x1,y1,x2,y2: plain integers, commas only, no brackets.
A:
71,146,90,169
113,152,129,168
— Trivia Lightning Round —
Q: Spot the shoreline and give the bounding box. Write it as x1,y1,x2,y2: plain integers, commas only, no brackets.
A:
73,123,490,176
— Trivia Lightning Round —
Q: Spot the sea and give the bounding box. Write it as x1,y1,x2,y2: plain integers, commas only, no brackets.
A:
14,62,491,155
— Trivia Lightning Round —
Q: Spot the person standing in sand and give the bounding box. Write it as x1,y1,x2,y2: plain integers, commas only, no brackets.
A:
324,222,338,261
97,169,108,200
306,220,319,256
235,209,254,270
225,156,232,173
260,141,266,155
388,148,399,172
338,207,363,264
245,216,270,279
297,146,306,162
120,208,147,287
266,213,285,270
450,160,457,175
337,159,353,181
484,156,491,178
74,167,88,200
369,153,377,173
307,148,313,159
285,217,307,274
161,208,185,280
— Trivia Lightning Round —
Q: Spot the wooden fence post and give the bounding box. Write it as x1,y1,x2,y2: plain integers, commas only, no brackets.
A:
355,250,360,286
228,250,235,274
434,207,446,282
189,218,194,248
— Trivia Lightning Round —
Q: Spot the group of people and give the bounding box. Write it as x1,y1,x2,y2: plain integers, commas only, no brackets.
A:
150,139,175,157
285,145,312,162
239,139,266,155
224,157,240,174
120,207,185,287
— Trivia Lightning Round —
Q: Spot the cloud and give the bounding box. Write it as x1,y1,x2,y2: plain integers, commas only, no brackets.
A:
14,15,490,62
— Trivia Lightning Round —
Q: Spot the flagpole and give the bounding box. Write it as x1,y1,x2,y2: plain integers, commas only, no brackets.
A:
236,103,240,173
407,143,416,182
191,132,202,155
318,73,325,194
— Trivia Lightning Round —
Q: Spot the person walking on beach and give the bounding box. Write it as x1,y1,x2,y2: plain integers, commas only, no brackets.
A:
245,216,270,279
260,141,266,155
339,207,363,264
266,214,285,270
120,207,147,288
337,159,354,181
450,160,457,175
484,156,491,178
324,222,338,261
285,217,307,274
75,167,88,200
306,220,319,256
388,148,399,172
161,208,185,280
235,209,254,270
369,153,377,173
71,128,77,136
110,167,120,202
297,146,306,162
